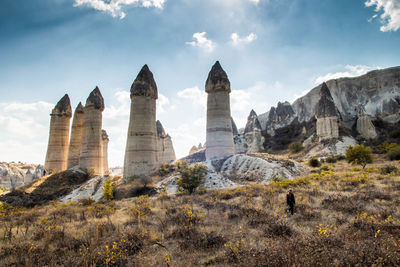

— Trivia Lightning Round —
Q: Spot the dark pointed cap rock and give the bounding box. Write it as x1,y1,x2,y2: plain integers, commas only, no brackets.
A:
205,61,231,93
75,102,84,114
231,117,239,136
52,94,72,117
245,110,261,133
85,86,105,111
316,82,339,118
102,129,109,141
156,120,166,137
131,64,158,99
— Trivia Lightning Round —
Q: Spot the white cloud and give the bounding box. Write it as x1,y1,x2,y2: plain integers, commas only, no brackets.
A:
186,32,216,52
365,0,400,31
231,32,257,46
314,65,380,84
248,0,260,3
73,0,166,19
177,86,207,108
0,101,53,163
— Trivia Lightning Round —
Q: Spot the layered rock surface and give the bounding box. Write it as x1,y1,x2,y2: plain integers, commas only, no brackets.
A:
156,120,176,164
67,102,85,169
0,163,44,190
44,94,72,172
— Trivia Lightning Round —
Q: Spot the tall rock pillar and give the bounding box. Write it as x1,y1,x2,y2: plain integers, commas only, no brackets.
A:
79,87,105,175
156,120,176,164
67,102,85,169
316,82,339,141
44,94,72,172
124,65,158,179
205,61,235,160
102,130,110,175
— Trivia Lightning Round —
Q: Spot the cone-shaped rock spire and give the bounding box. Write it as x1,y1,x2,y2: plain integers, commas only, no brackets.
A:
102,129,110,175
131,65,158,99
245,109,262,133
86,86,105,111
67,102,85,169
156,120,166,137
205,61,235,160
79,87,105,175
44,94,72,172
231,117,238,136
316,82,338,118
205,61,231,93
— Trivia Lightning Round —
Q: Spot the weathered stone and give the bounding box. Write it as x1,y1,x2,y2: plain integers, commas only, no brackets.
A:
156,120,176,164
357,114,378,139
316,83,339,141
102,130,110,175
44,94,72,172
231,117,239,136
189,146,198,155
67,102,85,169
205,61,235,160
79,87,104,175
124,65,159,179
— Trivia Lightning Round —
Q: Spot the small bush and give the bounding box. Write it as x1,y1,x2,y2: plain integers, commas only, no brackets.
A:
320,165,330,171
288,142,304,153
389,129,400,139
377,142,398,154
326,157,337,163
87,168,96,178
309,158,321,168
102,178,114,201
335,154,346,161
174,160,188,171
345,145,373,169
387,145,400,161
380,165,398,175
177,163,207,194
159,162,174,176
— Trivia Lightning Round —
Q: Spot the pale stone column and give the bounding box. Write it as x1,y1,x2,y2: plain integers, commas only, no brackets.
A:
79,87,105,176
156,120,176,164
44,94,72,172
205,61,235,160
102,130,110,175
67,102,85,169
124,65,159,179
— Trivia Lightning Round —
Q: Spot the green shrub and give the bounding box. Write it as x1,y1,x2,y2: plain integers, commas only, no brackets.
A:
326,157,337,163
288,142,304,153
177,163,207,194
345,145,373,169
102,178,114,201
309,158,321,168
335,154,346,161
389,129,400,139
387,145,400,161
320,165,330,171
87,168,96,178
380,165,398,175
174,160,188,171
377,142,398,154
159,162,174,176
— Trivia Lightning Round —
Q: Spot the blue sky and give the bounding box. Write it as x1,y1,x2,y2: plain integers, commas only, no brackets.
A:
0,0,399,166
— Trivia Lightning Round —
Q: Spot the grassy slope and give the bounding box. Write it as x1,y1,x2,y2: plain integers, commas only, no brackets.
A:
0,156,400,266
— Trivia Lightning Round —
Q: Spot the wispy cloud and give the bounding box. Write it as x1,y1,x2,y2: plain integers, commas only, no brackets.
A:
231,32,257,46
186,32,216,52
73,0,166,19
314,65,380,84
365,0,400,31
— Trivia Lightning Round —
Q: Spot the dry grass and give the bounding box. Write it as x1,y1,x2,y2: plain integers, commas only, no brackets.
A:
1,157,400,266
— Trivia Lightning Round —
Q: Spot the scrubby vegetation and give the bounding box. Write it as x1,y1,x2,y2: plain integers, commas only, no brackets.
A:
177,163,207,194
1,157,400,266
346,144,373,168
308,158,321,167
288,142,304,153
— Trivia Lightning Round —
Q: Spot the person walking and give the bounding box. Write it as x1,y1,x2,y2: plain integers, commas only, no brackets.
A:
286,189,295,215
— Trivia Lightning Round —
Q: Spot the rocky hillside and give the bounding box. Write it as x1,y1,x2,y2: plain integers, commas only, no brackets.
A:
241,66,400,153
0,162,44,190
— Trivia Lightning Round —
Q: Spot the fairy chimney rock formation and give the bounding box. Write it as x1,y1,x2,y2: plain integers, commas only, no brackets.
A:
102,130,110,175
356,106,378,139
316,82,339,141
156,120,176,164
244,110,264,153
79,87,105,175
205,61,235,160
67,102,85,169
124,65,159,179
44,94,72,172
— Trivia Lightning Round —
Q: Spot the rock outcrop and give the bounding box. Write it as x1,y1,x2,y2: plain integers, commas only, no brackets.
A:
124,65,159,179
0,163,44,190
205,61,235,160
79,87,105,175
356,106,378,139
156,120,176,164
44,94,72,172
243,110,264,153
315,82,339,141
67,102,85,169
102,130,109,175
